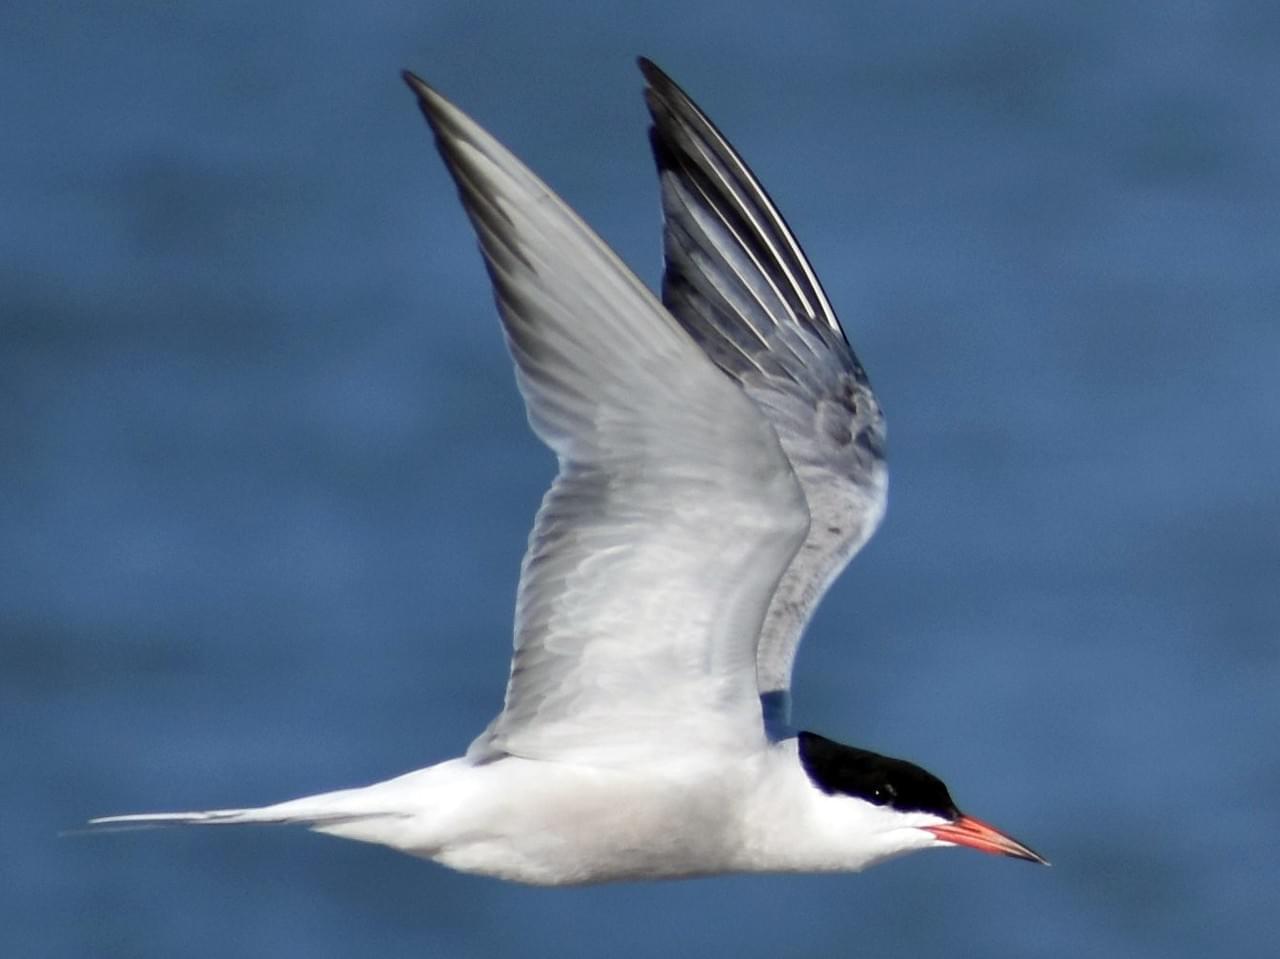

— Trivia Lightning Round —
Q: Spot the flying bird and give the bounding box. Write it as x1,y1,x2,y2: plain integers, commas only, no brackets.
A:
92,59,1047,883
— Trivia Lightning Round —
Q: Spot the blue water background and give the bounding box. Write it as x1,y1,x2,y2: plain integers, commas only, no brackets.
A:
4,2,1279,956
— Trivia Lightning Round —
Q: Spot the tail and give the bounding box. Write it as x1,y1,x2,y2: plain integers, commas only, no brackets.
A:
87,761,468,848
88,808,322,829
87,787,399,833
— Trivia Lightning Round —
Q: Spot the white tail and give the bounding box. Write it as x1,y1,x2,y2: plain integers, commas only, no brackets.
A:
88,781,407,832
89,808,308,828
88,762,470,853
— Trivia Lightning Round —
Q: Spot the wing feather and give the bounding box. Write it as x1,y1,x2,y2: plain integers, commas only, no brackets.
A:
640,59,888,728
404,73,809,763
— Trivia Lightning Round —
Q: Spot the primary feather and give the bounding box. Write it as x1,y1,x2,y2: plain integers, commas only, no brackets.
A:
640,59,888,728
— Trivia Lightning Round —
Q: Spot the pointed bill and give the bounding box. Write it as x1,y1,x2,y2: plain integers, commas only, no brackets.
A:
926,814,1049,865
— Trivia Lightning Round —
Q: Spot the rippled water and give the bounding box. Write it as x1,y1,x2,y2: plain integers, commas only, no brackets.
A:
5,2,1279,956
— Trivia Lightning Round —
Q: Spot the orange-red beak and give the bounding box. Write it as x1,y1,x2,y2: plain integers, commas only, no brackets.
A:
925,814,1049,865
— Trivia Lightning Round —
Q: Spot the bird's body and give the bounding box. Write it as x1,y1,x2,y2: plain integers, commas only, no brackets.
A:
122,740,948,885
92,59,1046,882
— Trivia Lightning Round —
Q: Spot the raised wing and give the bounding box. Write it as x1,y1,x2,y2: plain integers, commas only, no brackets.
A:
639,59,888,729
403,73,809,764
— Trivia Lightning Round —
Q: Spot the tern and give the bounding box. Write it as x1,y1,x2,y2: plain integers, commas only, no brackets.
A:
92,59,1047,883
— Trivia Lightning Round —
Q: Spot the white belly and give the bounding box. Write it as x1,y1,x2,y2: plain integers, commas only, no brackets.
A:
315,754,751,885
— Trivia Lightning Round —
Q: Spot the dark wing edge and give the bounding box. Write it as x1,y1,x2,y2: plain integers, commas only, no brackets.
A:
403,70,809,762
639,58,888,729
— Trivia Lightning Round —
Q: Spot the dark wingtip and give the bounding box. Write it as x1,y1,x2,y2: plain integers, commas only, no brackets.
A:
637,57,674,92
401,69,434,104
637,58,684,137
400,70,450,136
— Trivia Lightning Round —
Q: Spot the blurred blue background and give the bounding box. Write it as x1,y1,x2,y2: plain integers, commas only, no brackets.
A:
5,1,1278,956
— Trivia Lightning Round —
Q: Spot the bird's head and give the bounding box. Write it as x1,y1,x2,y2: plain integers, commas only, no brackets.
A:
797,730,1048,867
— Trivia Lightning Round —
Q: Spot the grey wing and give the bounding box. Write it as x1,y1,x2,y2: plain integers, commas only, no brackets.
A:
404,74,809,764
639,59,888,729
